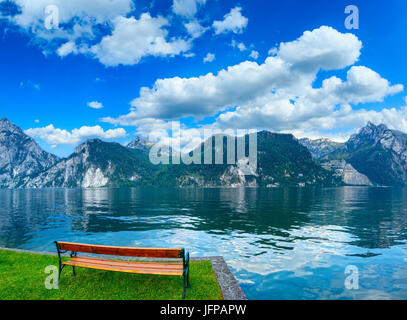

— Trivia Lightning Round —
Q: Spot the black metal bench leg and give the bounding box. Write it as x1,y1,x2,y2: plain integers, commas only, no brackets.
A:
58,265,61,286
187,267,190,289
57,264,64,287
55,241,64,287
182,250,190,297
70,251,77,277
182,272,187,299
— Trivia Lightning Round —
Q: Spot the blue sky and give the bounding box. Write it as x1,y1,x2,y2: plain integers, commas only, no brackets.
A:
0,0,407,157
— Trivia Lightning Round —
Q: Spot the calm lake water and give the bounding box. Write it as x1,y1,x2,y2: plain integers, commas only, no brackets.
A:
1,187,407,300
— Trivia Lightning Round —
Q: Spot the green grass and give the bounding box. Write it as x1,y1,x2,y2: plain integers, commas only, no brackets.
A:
0,249,223,300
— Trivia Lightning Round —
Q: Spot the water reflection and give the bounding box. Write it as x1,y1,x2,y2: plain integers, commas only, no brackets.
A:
0,187,407,299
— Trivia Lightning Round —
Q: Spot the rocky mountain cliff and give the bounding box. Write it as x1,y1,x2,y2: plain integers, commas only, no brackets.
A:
0,118,59,188
299,138,344,159
25,139,155,188
321,122,407,186
2,118,406,188
127,136,153,153
321,160,372,186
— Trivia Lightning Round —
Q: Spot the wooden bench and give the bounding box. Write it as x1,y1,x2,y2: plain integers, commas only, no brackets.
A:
54,241,190,299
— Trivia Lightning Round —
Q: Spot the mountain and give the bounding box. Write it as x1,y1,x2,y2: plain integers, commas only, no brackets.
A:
323,122,407,186
25,139,156,188
320,160,372,186
0,118,59,188
256,132,341,187
299,138,344,159
151,131,341,187
10,118,406,189
127,136,153,153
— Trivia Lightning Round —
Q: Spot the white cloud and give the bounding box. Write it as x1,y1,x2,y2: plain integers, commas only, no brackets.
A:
277,26,362,71
87,101,104,109
213,64,402,133
184,20,208,38
117,56,291,120
203,53,215,63
90,14,191,66
101,26,405,141
25,124,126,145
213,7,248,35
11,0,133,28
317,66,403,105
57,41,77,57
105,26,363,121
183,52,195,58
231,40,247,51
268,47,278,56
172,0,206,19
249,50,259,60
102,116,172,136
8,0,133,47
6,1,195,66
99,116,194,151
214,97,406,134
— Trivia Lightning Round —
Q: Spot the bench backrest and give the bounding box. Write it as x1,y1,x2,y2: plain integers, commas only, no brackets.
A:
56,241,184,259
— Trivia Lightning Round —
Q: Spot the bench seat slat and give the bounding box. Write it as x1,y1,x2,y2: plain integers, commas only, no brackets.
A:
63,257,183,276
58,241,182,258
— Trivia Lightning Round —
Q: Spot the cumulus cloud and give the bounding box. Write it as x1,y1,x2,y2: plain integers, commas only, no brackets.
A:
317,66,403,105
11,0,133,28
87,101,104,109
172,0,206,19
203,53,215,63
268,47,278,56
57,41,77,57
215,96,406,134
249,50,259,60
184,20,208,38
99,116,197,152
90,14,191,66
25,124,126,145
278,26,362,71
112,57,291,120
213,7,248,35
101,26,405,142
104,26,364,121
5,1,195,66
8,0,133,46
213,65,402,133
231,40,247,51
102,116,172,137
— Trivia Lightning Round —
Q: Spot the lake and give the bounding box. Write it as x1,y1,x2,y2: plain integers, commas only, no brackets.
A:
1,187,407,300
